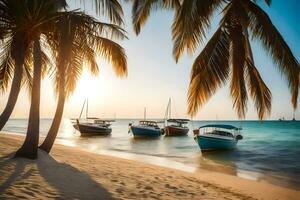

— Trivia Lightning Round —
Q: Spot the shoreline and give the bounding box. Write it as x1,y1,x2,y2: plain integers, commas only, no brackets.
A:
2,130,299,191
1,133,299,199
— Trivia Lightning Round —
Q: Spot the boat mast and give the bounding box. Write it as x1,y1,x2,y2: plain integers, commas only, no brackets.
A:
164,98,171,120
79,99,86,119
86,98,89,119
144,107,146,120
169,98,171,119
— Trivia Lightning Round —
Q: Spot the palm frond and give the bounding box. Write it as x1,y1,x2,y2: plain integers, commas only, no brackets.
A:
93,36,127,77
229,23,248,118
187,27,230,116
93,0,124,25
81,42,99,75
172,0,222,62
246,58,271,119
246,1,299,108
64,48,84,98
92,21,127,40
132,0,180,35
0,51,13,93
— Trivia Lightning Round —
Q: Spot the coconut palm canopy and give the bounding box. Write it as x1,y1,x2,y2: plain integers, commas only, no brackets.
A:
0,0,128,157
130,0,299,120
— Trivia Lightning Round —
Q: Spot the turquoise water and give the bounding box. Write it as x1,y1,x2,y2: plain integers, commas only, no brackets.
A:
2,119,300,189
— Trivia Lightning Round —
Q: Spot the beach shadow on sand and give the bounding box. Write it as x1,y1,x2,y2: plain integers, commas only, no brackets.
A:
0,151,113,199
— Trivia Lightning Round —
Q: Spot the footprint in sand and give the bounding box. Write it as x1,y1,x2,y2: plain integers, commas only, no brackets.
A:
164,183,177,190
120,181,126,186
144,186,153,191
115,188,123,194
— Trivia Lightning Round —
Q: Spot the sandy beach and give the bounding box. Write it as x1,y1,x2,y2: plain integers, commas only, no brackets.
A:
0,133,299,200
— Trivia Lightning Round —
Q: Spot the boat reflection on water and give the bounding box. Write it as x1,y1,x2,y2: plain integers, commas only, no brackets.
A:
195,151,262,182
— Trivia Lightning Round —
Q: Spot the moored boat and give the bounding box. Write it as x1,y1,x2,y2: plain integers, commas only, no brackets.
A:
129,120,164,138
73,118,114,136
165,119,189,136
164,98,190,136
72,99,114,136
193,124,243,151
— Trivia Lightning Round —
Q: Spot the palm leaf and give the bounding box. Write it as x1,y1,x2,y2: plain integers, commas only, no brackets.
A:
246,58,271,120
246,1,299,108
229,23,248,118
0,51,13,93
93,0,124,25
172,0,222,62
93,36,127,77
131,0,180,35
64,48,84,98
187,27,230,116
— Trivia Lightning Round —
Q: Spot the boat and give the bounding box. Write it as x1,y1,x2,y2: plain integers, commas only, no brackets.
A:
128,108,164,138
72,99,114,136
164,98,190,136
165,118,190,136
193,124,243,151
278,117,285,121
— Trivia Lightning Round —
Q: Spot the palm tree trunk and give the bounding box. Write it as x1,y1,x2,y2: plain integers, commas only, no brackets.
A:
39,76,65,153
0,34,27,131
15,37,42,159
0,66,23,131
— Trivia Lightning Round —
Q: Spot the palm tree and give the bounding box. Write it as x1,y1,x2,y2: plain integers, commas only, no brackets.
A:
130,0,299,119
39,11,127,153
6,0,66,159
0,0,66,131
0,0,123,131
0,1,30,131
1,0,126,159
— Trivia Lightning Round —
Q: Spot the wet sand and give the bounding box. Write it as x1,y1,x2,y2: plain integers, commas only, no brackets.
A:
0,133,299,199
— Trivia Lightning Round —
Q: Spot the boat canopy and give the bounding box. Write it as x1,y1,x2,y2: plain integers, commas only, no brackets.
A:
199,124,241,130
140,120,164,124
167,119,190,124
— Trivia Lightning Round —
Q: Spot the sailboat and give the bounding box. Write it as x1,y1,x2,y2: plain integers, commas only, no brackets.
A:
164,98,190,136
128,108,164,138
72,99,114,136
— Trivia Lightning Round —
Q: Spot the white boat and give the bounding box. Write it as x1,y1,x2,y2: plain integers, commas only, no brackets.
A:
193,124,243,151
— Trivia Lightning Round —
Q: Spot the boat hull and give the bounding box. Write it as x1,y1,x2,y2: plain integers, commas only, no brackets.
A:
73,124,112,136
195,135,237,151
165,126,189,136
131,126,161,138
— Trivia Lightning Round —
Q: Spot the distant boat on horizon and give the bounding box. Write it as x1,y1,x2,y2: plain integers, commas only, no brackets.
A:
193,124,243,151
164,98,190,136
292,112,296,121
72,99,114,136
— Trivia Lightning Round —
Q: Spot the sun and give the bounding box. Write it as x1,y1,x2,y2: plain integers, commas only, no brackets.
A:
69,70,110,103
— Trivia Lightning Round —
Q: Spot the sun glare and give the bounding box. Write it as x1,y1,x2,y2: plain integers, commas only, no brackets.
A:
70,70,110,104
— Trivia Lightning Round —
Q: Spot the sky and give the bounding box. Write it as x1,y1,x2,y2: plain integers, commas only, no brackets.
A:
0,0,299,120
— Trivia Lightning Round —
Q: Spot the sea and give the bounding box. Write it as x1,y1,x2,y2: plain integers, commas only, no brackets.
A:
2,119,300,190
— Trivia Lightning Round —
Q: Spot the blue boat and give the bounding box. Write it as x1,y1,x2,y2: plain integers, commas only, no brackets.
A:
129,120,164,138
193,124,243,151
